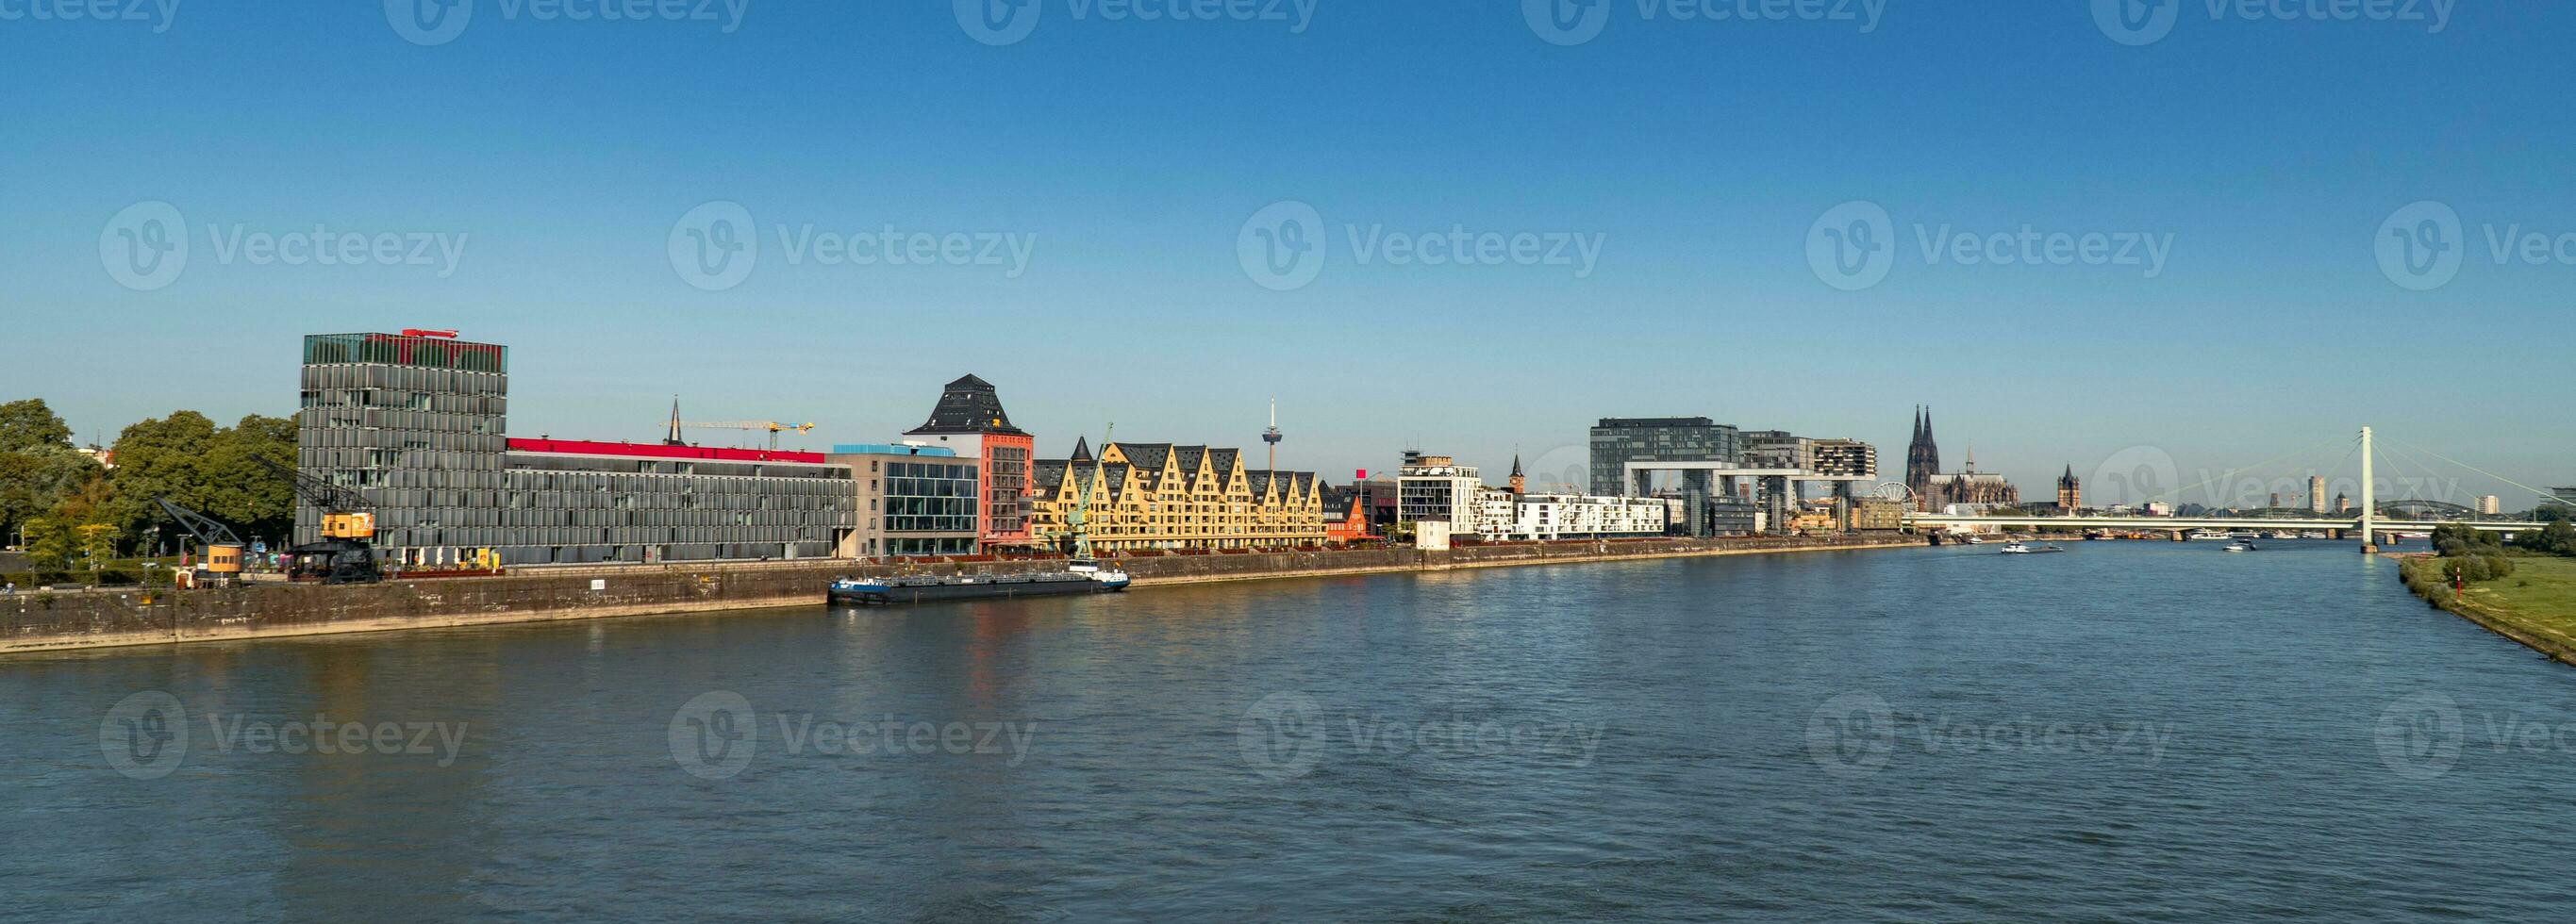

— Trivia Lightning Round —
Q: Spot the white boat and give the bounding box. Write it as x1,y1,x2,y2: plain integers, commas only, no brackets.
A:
2300,531,2328,539
2228,530,2262,540
2269,531,2299,540
2001,541,2065,554
2189,529,2231,541
2223,541,2256,553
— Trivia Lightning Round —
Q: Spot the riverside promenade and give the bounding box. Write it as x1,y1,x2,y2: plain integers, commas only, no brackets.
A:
2,535,1918,654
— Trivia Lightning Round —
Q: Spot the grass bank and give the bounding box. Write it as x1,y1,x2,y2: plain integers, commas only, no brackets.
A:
2403,554,2576,667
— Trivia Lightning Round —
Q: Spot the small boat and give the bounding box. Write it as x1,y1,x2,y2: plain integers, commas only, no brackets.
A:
2301,531,2328,539
2001,541,2065,554
2228,530,2262,540
829,560,1131,606
2223,541,2256,553
2269,531,2299,540
2189,529,2231,541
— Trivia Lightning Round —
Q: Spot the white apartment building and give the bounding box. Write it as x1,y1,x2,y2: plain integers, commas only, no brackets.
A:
1491,493,1669,541
1398,454,1483,532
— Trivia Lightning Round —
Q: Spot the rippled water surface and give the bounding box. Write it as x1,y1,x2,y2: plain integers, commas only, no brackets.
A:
8,541,2576,921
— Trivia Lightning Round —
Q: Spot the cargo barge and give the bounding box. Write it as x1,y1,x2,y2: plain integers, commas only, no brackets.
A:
827,561,1131,606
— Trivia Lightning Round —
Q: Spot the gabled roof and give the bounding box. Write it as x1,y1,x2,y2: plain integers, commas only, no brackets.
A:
906,374,1028,436
1119,443,1172,471
1210,448,1239,475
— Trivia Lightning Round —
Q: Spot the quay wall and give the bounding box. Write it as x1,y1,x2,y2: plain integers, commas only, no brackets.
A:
1,535,1916,654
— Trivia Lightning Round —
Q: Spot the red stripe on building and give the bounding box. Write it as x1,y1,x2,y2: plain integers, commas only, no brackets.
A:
507,438,829,464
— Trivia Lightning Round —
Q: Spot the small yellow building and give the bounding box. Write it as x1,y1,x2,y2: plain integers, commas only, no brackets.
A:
1029,438,1326,552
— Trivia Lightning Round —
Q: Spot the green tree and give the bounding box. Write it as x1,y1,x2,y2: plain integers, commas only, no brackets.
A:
0,399,74,453
0,446,101,543
199,414,297,540
21,516,75,572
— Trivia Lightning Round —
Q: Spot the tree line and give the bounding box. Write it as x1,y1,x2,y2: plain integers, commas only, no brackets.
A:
0,398,294,575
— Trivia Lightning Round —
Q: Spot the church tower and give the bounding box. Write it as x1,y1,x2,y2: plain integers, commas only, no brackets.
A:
1509,454,1525,496
2057,464,2082,512
1904,405,1941,512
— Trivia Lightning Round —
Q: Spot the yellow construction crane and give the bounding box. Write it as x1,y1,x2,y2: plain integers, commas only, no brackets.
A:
679,420,817,451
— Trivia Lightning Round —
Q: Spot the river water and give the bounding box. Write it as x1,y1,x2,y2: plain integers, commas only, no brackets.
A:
8,540,2576,921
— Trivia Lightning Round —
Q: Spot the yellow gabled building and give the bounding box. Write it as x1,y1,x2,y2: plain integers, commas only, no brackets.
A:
1029,437,1326,552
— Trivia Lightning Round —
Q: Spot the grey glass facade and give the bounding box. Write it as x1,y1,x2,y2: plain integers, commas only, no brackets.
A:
1587,418,1742,496
297,334,510,555
300,333,856,568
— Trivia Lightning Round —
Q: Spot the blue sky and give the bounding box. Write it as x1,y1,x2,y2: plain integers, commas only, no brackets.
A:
2,0,2568,508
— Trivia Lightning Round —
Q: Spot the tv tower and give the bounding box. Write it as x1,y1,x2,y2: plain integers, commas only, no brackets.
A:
1263,398,1284,472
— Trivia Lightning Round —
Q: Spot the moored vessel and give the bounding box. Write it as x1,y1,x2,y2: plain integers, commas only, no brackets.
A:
829,561,1132,606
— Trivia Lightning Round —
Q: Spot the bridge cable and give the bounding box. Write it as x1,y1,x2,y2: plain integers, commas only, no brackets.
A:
2146,433,2353,506
2391,438,2564,507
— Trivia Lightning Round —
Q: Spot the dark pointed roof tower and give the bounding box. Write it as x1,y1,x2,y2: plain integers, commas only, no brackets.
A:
1069,436,1094,463
906,374,1028,436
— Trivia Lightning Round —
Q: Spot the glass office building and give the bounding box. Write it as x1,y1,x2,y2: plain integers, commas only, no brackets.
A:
297,333,510,555
300,333,856,568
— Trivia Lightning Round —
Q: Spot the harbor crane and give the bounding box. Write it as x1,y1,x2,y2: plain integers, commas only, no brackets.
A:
1054,422,1113,559
675,419,817,451
251,455,382,585
154,498,246,587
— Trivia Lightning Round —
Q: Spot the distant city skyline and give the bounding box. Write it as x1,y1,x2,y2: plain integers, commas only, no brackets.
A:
6,4,2568,506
